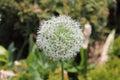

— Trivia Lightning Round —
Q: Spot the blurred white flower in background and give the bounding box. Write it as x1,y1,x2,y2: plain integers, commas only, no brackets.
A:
36,15,83,61
82,22,92,49
0,70,16,80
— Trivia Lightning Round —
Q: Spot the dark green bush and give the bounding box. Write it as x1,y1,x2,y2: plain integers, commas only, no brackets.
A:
0,0,39,59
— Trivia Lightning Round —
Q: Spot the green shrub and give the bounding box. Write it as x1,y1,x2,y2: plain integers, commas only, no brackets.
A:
85,57,120,80
0,0,39,59
109,36,120,57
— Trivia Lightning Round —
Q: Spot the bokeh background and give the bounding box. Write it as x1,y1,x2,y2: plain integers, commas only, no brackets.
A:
0,0,120,80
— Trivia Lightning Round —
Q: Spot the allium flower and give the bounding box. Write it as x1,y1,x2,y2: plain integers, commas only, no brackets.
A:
36,15,83,61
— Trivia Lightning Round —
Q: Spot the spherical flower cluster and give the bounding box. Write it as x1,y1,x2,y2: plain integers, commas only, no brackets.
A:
36,15,83,61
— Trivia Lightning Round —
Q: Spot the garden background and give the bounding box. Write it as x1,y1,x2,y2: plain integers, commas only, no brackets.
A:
0,0,120,80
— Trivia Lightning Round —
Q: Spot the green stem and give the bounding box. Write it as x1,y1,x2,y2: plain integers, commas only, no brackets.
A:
61,61,64,80
80,48,87,80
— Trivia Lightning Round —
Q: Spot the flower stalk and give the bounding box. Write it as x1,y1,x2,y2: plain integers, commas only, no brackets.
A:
61,61,64,80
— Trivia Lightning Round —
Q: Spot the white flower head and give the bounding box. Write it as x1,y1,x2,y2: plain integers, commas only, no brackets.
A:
36,15,83,61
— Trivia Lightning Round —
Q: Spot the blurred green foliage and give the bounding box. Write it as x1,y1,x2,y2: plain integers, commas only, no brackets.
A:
109,36,120,57
0,45,8,69
0,0,39,59
86,57,120,80
49,56,120,80
11,35,58,80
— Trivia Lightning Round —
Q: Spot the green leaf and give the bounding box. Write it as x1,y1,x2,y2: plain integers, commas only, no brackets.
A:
8,42,16,62
0,45,8,68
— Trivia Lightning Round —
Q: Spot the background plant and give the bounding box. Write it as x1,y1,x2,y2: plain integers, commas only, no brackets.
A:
0,0,109,59
109,36,120,57
0,0,120,80
85,57,120,80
